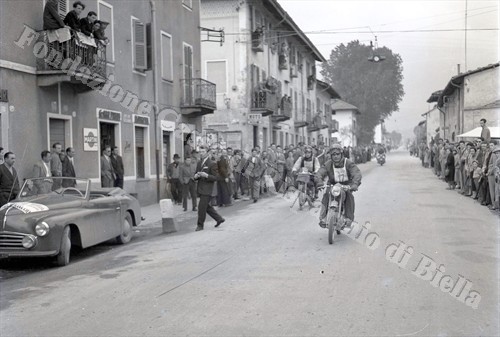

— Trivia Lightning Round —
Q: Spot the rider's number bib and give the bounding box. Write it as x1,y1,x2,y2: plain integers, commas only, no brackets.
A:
333,159,349,182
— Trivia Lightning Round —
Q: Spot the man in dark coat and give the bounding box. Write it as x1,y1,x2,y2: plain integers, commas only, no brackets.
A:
43,0,66,30
80,11,98,36
111,146,124,189
316,144,362,228
62,147,76,187
194,146,225,231
0,152,20,207
63,1,85,31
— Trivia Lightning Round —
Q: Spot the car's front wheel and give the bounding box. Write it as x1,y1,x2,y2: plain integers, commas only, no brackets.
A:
116,213,133,244
55,226,71,266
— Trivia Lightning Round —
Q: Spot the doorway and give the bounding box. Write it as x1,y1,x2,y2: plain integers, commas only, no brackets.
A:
163,131,171,176
100,122,116,150
253,125,258,148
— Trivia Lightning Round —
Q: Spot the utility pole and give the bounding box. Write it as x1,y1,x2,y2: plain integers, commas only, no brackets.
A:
150,0,160,203
464,0,468,72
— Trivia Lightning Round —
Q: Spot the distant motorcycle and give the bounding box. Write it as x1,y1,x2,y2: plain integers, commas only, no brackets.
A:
319,183,351,244
376,153,386,166
295,168,316,210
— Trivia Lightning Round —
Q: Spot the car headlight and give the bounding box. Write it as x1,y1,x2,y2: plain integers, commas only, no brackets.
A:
35,222,50,236
22,235,37,249
331,185,342,197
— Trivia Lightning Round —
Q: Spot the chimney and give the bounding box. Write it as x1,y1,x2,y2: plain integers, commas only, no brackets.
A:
457,64,461,75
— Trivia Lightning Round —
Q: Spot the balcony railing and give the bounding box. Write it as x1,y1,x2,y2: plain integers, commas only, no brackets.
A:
251,89,278,116
272,96,292,122
294,112,308,128
307,113,327,132
180,78,216,116
36,29,107,80
330,119,339,132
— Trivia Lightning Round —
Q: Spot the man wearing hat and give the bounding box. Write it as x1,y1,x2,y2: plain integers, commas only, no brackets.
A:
167,154,182,205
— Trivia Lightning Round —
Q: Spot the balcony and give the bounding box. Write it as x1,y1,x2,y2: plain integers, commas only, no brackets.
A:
251,89,278,117
180,78,216,117
294,110,309,128
272,96,292,122
252,28,264,52
36,29,106,92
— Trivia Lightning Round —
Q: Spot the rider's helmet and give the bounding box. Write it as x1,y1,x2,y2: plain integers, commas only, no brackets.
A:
303,145,313,158
330,143,344,163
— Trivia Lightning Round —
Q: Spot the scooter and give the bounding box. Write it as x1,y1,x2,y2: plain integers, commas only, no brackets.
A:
319,183,350,244
376,153,386,166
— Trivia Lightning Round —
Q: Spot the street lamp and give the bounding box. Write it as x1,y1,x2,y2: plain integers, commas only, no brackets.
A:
368,36,386,63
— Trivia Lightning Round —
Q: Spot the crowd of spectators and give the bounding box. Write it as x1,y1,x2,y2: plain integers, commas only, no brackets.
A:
411,132,500,211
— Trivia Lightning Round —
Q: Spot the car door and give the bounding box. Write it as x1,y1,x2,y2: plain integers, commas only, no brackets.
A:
86,195,122,244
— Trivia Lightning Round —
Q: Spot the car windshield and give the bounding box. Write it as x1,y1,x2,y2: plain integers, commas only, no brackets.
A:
19,178,90,199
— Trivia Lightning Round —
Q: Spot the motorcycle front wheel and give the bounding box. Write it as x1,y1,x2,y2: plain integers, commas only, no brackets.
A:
327,211,336,244
298,184,306,209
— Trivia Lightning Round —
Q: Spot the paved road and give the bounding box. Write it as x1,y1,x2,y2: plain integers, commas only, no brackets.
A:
1,151,498,336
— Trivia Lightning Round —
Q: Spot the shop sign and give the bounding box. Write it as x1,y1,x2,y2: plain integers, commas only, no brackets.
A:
248,114,262,124
83,128,99,152
98,109,121,121
161,120,175,132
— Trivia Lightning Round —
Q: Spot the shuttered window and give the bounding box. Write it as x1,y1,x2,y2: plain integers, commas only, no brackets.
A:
135,126,145,178
98,1,114,62
133,19,147,70
57,0,68,19
161,32,173,81
183,44,193,80
49,119,66,149
206,61,226,94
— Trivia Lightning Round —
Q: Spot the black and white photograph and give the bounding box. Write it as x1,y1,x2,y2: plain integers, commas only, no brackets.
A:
0,0,498,335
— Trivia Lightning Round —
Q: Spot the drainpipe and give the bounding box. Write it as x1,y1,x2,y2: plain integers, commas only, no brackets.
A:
150,0,160,203
437,104,446,140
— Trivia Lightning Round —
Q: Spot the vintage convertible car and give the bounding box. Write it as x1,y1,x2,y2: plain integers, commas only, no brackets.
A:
0,177,142,266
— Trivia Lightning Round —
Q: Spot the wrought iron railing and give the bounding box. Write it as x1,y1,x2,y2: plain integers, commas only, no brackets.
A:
280,98,293,118
36,29,106,78
180,78,216,108
252,89,278,112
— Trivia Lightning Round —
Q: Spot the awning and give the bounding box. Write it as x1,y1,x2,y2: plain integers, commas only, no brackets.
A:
456,127,500,139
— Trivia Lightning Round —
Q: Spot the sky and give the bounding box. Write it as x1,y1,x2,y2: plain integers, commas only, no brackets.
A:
277,0,499,139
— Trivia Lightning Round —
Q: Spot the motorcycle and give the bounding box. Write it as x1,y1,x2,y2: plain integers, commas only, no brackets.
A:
319,183,351,244
376,153,386,166
295,168,316,210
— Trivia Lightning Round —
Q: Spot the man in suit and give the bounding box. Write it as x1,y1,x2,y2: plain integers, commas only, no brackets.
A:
111,146,124,189
50,143,63,190
242,148,264,203
62,147,76,187
101,145,115,188
33,150,54,194
194,146,225,231
0,152,20,207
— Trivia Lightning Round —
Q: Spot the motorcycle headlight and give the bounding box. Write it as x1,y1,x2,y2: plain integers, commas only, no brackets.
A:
35,222,50,236
22,235,37,249
331,185,342,197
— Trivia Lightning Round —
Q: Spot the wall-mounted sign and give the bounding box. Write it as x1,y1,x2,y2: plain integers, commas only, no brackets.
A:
98,109,121,121
123,114,133,124
248,114,262,124
83,128,99,152
161,120,175,132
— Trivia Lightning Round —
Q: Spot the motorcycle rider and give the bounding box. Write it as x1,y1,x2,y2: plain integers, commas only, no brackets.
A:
292,145,321,197
316,144,362,228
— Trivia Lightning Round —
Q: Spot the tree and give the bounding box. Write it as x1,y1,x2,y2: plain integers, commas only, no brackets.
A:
321,40,404,145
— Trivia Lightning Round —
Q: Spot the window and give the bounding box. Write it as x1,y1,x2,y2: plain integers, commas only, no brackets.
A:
135,126,145,178
132,18,147,70
206,60,227,94
98,0,114,62
183,43,193,80
182,0,192,9
161,32,173,81
250,64,260,89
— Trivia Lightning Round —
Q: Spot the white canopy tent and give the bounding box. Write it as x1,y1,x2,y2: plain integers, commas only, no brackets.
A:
456,127,500,139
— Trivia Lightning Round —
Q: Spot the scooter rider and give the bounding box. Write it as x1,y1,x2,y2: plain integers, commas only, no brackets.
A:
316,144,362,228
292,145,321,196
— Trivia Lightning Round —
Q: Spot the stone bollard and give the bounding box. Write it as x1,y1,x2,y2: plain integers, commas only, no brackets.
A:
160,199,177,234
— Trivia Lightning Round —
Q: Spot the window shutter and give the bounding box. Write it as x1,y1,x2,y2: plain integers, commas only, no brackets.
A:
134,20,147,70
58,0,68,19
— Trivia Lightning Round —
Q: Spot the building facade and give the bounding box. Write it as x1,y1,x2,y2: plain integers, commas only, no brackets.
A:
199,0,338,153
330,99,360,147
0,0,216,205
